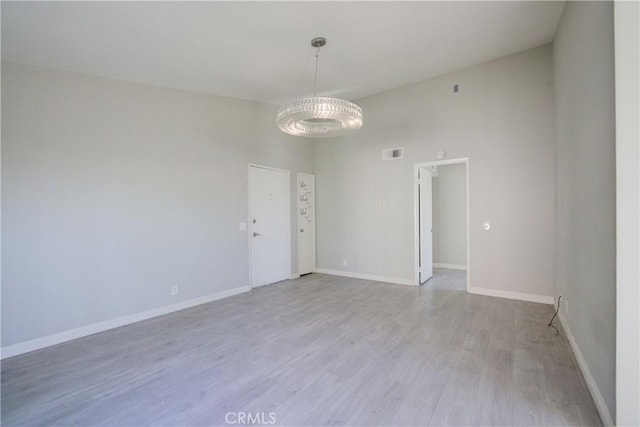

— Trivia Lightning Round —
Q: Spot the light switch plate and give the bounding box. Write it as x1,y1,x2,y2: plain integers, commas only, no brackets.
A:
239,222,247,231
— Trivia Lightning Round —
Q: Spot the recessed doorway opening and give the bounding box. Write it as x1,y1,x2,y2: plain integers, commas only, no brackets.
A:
414,158,470,291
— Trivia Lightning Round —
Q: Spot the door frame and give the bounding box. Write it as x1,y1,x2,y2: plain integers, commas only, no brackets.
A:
413,158,470,291
296,172,316,275
248,163,291,289
418,165,435,284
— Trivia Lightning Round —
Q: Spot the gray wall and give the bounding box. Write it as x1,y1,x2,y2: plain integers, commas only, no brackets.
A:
553,1,616,420
315,45,556,297
1,62,314,346
432,163,467,266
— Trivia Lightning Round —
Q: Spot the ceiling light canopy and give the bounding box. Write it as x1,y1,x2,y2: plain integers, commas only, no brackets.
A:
276,37,363,138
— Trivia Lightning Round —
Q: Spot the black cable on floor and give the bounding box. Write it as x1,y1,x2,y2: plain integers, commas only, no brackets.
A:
548,295,561,335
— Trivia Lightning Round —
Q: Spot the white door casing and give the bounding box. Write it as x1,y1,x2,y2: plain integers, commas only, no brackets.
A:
419,167,434,283
249,165,291,288
413,158,470,290
297,173,315,275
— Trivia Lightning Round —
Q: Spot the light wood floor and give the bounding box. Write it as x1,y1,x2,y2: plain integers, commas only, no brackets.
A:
1,270,602,426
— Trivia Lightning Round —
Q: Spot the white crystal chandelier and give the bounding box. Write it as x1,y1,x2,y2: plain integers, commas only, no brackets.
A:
276,37,363,138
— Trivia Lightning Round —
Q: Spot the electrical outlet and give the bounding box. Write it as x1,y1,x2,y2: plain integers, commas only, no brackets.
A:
171,285,178,296
342,259,348,267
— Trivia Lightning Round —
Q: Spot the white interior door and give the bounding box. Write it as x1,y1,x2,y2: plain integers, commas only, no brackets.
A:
297,173,315,275
419,167,434,283
249,165,290,288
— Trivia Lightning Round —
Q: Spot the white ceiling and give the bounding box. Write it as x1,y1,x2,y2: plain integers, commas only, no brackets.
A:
2,1,565,105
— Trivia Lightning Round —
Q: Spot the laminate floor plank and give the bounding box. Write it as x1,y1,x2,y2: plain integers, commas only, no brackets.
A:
1,269,602,426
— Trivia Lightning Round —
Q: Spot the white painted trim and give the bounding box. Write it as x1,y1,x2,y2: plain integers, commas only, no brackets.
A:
315,268,415,287
433,263,468,270
290,273,300,280
558,312,615,426
614,2,640,424
414,158,470,292
1,285,251,360
247,163,290,174
248,164,291,289
468,286,553,305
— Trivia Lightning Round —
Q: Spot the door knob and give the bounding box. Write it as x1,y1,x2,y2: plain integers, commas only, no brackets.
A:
253,232,261,237
300,229,305,233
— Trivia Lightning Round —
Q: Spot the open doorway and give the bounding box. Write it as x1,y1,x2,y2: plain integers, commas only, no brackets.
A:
414,158,469,291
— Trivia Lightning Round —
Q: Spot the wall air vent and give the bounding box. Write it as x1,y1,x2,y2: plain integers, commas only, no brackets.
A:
382,147,404,160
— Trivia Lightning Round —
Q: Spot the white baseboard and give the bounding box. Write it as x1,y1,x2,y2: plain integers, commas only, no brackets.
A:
1,285,251,360
433,263,468,270
290,273,300,279
558,312,614,426
315,268,415,286
468,286,554,305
